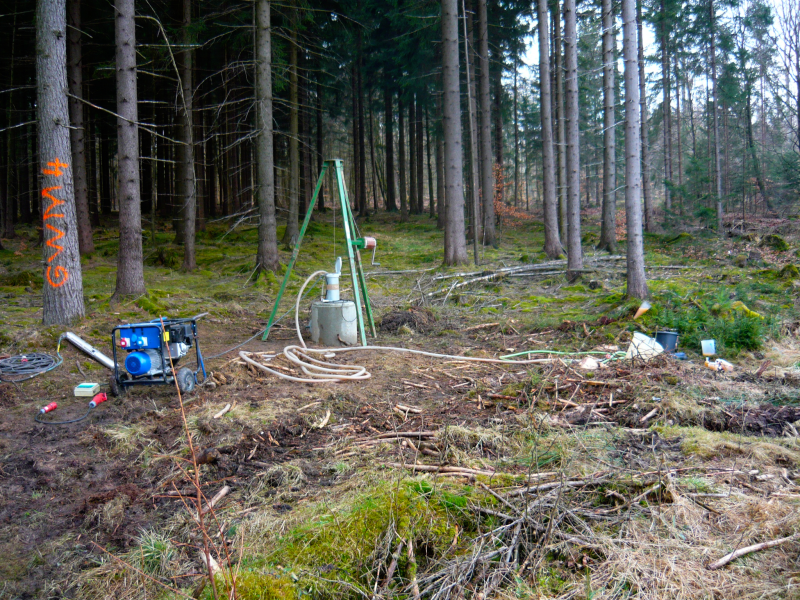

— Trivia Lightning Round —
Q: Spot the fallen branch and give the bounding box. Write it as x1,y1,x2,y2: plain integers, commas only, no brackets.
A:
213,403,231,419
707,533,800,570
386,462,495,477
640,407,659,423
464,322,500,332
200,485,230,515
374,430,436,440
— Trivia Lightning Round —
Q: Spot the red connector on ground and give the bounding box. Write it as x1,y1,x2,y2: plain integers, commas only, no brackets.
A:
40,402,58,414
89,393,107,409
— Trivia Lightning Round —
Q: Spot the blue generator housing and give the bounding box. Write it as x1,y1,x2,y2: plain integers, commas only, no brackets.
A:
110,317,206,396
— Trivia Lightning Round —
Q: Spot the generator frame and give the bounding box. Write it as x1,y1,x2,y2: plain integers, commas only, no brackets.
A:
109,317,206,396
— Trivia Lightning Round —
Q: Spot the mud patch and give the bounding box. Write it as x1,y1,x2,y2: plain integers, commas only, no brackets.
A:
704,404,800,437
380,308,436,333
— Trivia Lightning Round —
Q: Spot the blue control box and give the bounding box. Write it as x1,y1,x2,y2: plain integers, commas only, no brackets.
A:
118,325,162,350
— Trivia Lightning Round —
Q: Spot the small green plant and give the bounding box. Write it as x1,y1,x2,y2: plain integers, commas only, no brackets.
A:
648,289,770,354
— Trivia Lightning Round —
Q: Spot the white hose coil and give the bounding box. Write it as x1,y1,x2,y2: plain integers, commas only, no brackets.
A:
240,271,553,383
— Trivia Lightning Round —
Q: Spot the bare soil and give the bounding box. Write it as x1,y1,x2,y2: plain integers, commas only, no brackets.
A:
2,312,799,598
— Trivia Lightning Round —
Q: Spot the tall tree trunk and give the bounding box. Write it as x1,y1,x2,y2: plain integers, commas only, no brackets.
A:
301,69,313,217
553,0,568,243
426,99,435,218
564,0,583,276
66,0,93,255
398,95,408,221
316,76,324,210
709,0,724,232
368,90,380,211
436,92,446,229
622,0,648,298
3,3,18,240
357,48,367,215
745,91,771,213
112,0,145,297
409,98,418,214
674,62,683,215
477,0,496,245
660,0,672,216
442,0,468,265
282,14,299,247
491,43,504,205
384,86,397,211
351,63,360,215
599,0,617,252
178,0,196,270
37,0,86,322
638,0,655,232
416,94,424,214
465,0,481,248
538,0,562,258
513,61,519,207
195,102,205,232
255,0,279,273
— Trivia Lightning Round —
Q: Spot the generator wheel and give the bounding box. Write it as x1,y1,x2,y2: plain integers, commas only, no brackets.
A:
109,376,124,398
177,367,195,394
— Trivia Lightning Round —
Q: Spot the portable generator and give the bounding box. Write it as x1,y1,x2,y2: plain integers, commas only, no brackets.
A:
109,317,206,396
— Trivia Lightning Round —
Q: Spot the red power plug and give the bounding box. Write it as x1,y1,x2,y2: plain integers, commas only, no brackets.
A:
89,393,108,409
40,402,58,414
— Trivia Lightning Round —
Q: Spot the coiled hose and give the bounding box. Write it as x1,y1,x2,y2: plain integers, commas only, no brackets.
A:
239,271,555,383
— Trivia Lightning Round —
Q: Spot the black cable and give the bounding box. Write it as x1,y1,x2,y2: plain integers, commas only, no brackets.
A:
0,351,63,383
34,407,94,425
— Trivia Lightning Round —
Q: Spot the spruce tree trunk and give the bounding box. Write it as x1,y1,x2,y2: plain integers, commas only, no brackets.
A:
113,0,145,298
637,0,655,232
4,5,18,241
622,0,648,299
538,0,562,258
442,0,468,265
384,86,397,211
660,0,672,216
66,0,93,255
598,0,617,253
255,0,279,273
477,0,496,246
178,0,196,270
564,0,583,276
426,99,435,218
282,15,299,247
416,94,424,214
316,76,324,210
398,95,408,221
709,0,724,232
513,63,519,207
436,92,446,229
351,63,360,216
465,0,481,246
491,44,504,204
368,91,380,211
409,99,417,215
357,49,367,215
37,0,86,324
675,62,683,212
553,0,568,244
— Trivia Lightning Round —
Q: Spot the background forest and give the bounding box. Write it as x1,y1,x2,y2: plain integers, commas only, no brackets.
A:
2,0,798,319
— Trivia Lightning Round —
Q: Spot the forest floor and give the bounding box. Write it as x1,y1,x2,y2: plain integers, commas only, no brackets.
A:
2,208,800,600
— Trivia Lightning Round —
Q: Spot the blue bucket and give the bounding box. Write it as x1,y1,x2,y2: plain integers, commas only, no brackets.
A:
655,330,679,353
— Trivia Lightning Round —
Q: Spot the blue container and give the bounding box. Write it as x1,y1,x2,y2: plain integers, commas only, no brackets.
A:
119,325,161,349
125,351,152,376
655,330,679,353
